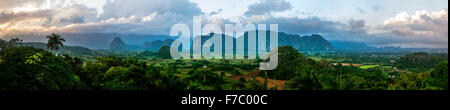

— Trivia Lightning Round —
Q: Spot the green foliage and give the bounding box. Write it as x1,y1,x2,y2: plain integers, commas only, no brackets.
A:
1,43,447,90
0,55,3,64
245,76,265,90
396,52,447,72
265,46,311,80
231,69,242,75
191,60,210,69
137,51,158,58
0,47,81,90
389,72,426,90
101,66,134,89
212,59,233,71
80,56,187,90
239,77,246,83
187,70,222,86
25,52,43,64
422,60,448,90
265,46,390,90
286,71,323,90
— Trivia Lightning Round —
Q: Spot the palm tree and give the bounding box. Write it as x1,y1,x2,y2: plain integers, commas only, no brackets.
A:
46,33,65,51
8,38,23,47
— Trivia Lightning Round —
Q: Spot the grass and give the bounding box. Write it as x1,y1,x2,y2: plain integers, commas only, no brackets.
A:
360,65,380,69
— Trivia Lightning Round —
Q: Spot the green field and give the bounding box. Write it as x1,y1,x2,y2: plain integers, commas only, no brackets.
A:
359,65,380,69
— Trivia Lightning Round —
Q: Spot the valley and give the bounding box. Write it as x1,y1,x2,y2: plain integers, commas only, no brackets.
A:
0,32,448,90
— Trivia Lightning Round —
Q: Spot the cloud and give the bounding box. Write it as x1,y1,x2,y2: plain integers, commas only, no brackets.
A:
371,10,448,48
0,0,204,36
243,9,448,48
0,4,98,32
0,0,447,48
242,15,370,43
61,12,198,34
100,0,202,19
249,16,342,34
209,9,223,16
0,10,53,25
382,10,448,33
71,0,204,34
347,19,366,34
0,0,47,11
244,0,292,17
43,4,98,27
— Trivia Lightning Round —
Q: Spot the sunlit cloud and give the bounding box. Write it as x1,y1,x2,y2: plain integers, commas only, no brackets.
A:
0,0,448,48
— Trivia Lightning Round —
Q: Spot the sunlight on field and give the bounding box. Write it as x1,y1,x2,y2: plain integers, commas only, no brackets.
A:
360,65,380,69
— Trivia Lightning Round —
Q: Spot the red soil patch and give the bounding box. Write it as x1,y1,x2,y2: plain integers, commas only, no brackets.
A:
332,63,362,67
229,71,287,90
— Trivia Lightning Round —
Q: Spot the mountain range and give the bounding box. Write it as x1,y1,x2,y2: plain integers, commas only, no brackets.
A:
2,31,447,55
110,31,339,52
330,40,376,51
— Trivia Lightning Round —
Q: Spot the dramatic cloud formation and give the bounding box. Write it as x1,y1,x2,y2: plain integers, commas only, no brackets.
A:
0,0,205,36
0,10,53,25
0,0,448,48
44,4,98,26
245,9,448,48
248,16,342,34
89,0,205,34
371,10,448,48
0,3,100,38
0,0,47,10
244,0,292,17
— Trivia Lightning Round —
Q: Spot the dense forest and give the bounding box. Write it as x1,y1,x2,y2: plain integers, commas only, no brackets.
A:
0,34,448,90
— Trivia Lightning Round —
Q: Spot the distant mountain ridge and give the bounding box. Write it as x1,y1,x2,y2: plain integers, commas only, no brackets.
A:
141,39,174,51
0,40,107,56
3,31,447,53
198,31,337,51
26,42,107,56
330,40,448,53
278,32,336,51
109,37,127,51
330,40,376,51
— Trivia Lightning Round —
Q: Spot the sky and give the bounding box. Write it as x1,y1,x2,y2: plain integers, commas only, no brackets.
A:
0,0,448,48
